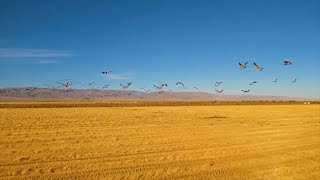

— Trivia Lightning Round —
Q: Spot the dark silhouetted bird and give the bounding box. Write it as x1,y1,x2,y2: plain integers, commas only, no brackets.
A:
176,82,184,86
140,87,151,92
102,84,110,89
120,82,133,89
284,60,292,65
102,70,112,74
154,84,167,90
25,87,37,91
122,82,133,89
249,81,258,86
215,89,224,93
215,81,222,87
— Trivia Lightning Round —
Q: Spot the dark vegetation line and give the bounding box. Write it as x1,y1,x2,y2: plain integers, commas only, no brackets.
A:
0,101,318,109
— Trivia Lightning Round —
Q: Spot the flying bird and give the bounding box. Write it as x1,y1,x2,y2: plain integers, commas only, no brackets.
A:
215,89,224,93
102,71,112,74
153,85,161,90
25,87,38,96
102,84,110,89
215,81,222,87
154,84,167,90
56,81,81,91
140,87,151,92
25,87,37,91
176,82,184,87
120,82,133,89
239,62,248,69
273,78,278,82
253,63,263,72
292,78,297,83
56,81,72,89
249,81,258,86
88,82,95,89
242,90,250,93
193,87,199,91
284,60,292,65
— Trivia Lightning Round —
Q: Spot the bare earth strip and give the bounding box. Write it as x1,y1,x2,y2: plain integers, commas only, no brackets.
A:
0,105,319,179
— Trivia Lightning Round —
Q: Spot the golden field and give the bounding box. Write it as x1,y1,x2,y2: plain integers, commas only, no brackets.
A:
0,104,319,179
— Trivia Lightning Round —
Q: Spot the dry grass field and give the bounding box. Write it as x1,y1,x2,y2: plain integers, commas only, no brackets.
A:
0,104,319,179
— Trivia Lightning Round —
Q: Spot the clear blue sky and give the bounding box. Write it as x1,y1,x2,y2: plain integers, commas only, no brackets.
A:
0,0,319,98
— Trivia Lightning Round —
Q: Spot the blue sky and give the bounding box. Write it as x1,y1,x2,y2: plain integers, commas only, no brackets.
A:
0,0,319,98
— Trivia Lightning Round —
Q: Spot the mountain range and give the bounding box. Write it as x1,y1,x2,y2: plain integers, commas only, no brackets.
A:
0,88,316,102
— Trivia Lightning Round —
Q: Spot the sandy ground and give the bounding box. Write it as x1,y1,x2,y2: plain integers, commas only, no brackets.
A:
0,105,319,179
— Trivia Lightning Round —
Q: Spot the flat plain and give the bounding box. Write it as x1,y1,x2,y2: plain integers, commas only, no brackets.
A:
0,104,319,179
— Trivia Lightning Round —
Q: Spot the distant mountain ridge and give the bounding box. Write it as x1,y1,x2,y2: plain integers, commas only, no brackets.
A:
0,88,316,101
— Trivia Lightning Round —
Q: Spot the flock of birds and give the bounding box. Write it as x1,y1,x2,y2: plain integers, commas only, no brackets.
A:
237,60,296,93
19,60,296,97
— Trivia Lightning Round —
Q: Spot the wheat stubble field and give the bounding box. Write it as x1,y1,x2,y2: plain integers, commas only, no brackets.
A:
0,104,319,179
